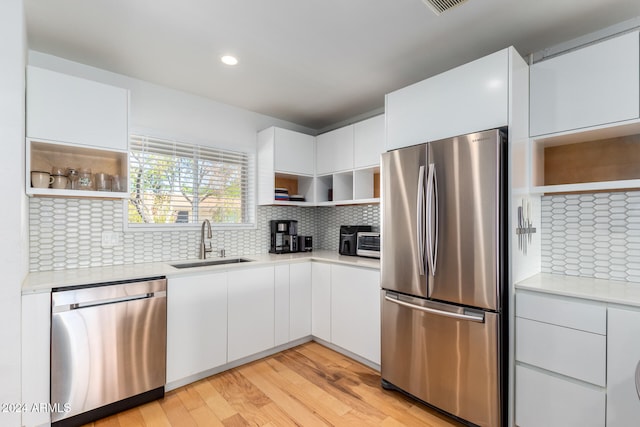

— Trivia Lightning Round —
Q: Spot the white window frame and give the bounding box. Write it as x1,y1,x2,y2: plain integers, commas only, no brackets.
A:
124,132,256,231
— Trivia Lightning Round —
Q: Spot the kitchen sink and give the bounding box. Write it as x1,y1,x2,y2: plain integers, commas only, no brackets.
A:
171,258,254,269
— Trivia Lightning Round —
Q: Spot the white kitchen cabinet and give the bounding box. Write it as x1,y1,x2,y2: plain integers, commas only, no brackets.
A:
607,306,640,427
26,66,129,151
515,290,607,425
228,266,275,362
330,265,380,364
311,262,332,342
274,264,291,346
515,364,605,427
166,272,228,384
530,31,639,137
316,125,354,175
257,126,315,205
289,262,312,341
385,48,510,151
21,292,51,427
354,115,384,169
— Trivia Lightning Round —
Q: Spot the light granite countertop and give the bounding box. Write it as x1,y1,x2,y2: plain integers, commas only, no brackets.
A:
515,273,640,308
22,250,380,294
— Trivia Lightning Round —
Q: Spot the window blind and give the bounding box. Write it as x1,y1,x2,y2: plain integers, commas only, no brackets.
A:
128,135,254,226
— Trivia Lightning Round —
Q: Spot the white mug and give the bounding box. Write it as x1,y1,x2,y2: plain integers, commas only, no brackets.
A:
51,175,68,190
31,171,53,188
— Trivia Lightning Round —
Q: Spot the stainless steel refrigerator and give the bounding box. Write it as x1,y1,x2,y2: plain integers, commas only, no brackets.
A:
380,128,507,427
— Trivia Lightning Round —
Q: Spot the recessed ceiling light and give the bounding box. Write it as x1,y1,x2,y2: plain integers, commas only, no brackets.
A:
221,55,238,66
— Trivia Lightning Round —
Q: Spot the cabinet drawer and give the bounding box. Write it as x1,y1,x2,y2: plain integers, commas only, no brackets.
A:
516,317,605,386
516,291,606,334
516,365,605,427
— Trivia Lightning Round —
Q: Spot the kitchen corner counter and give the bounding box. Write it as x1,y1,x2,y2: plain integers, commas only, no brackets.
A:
515,273,640,308
22,250,380,294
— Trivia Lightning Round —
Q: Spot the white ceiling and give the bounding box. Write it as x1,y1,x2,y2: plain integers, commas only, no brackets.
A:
24,0,640,130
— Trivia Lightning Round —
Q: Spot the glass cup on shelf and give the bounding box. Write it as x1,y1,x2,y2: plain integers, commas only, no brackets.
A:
66,168,78,190
95,172,112,192
78,168,93,190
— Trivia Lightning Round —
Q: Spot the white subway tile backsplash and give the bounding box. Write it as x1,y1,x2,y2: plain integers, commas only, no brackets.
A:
29,198,379,272
541,191,640,282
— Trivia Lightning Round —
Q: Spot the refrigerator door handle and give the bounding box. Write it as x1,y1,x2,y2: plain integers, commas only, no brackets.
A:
384,295,485,323
417,165,426,276
635,359,640,399
426,163,438,277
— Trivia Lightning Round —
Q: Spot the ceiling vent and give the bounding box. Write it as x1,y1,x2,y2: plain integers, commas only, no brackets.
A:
421,0,469,15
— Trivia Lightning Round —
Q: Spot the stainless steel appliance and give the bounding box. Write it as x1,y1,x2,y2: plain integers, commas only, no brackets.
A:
381,129,507,427
51,278,167,427
339,225,372,256
270,220,298,253
297,235,313,252
356,231,380,258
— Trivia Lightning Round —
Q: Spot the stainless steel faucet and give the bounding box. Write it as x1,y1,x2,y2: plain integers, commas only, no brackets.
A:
200,219,212,259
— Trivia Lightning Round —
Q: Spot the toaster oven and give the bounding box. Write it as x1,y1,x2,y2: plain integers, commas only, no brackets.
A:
356,232,380,258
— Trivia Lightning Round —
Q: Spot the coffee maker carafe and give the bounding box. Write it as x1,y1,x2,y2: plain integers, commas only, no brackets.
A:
270,220,298,253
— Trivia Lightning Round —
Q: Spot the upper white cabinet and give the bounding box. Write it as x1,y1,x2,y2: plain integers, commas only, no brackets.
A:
354,115,384,169
316,125,354,175
385,49,510,151
258,126,316,205
26,66,129,151
530,31,640,137
166,272,228,385
607,306,640,427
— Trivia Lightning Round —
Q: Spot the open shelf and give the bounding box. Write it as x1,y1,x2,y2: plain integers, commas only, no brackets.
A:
531,123,640,194
27,138,129,198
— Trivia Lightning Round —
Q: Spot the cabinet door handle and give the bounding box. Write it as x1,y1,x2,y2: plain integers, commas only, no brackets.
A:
636,359,640,399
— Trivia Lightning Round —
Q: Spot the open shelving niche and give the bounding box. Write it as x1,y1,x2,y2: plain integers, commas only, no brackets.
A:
26,138,129,199
530,120,640,195
314,166,380,206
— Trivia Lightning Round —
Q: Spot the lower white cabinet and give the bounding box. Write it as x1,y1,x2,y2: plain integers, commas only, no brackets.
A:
515,291,607,426
228,266,275,362
311,262,381,365
167,272,228,384
312,262,332,342
274,264,291,346
331,265,381,364
21,292,51,427
275,262,313,347
607,306,640,427
289,262,312,341
516,365,605,427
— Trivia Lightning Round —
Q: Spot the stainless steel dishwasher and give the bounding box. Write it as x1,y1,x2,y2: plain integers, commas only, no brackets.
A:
51,277,167,427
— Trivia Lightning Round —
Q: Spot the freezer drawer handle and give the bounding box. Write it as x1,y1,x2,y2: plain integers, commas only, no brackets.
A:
416,165,426,276
385,295,484,323
635,359,640,399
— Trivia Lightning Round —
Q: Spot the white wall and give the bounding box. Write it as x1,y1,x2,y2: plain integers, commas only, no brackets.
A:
0,1,27,426
28,51,317,151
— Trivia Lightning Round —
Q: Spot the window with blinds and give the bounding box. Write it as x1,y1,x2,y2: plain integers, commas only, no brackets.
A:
128,135,254,227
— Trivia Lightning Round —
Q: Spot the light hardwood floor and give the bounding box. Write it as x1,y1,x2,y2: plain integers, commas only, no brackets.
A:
84,342,464,427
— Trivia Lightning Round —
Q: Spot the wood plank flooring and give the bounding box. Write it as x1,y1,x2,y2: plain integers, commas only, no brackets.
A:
84,342,464,427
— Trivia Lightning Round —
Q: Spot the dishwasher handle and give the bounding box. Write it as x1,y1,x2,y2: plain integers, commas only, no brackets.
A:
53,290,167,313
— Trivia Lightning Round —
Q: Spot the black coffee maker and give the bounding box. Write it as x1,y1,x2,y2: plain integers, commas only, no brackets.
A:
339,225,372,256
270,220,298,253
